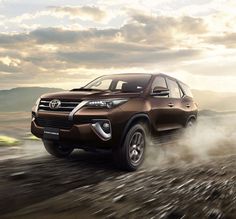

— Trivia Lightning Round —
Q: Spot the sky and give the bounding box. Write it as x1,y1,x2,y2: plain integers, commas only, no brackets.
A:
0,0,236,92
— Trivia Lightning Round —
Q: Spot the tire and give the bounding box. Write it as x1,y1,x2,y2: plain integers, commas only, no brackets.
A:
43,140,74,158
113,123,147,171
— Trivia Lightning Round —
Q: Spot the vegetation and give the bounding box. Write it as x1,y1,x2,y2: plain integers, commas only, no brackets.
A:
0,135,21,146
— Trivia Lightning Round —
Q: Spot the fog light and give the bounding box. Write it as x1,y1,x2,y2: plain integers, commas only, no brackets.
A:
91,119,112,141
101,122,110,134
103,122,110,129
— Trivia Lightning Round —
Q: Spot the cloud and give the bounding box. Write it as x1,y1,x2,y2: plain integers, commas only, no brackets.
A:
0,33,29,46
51,5,108,22
130,13,207,35
0,18,201,71
30,27,118,44
0,56,21,73
4,5,108,28
0,7,235,91
119,13,207,49
57,49,200,68
0,62,20,73
0,11,210,79
206,32,236,48
3,12,207,48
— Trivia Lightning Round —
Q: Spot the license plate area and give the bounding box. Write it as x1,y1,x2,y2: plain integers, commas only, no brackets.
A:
43,127,59,140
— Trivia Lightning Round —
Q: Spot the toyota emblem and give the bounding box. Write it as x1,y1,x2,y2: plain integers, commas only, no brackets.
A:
49,99,61,109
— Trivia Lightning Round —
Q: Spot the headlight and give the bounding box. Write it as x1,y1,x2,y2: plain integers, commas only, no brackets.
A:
86,98,128,109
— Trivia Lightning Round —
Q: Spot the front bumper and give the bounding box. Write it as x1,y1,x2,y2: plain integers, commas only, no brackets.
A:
31,107,126,149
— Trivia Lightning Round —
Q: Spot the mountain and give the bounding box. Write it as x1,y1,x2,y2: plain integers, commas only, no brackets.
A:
0,87,235,112
0,87,64,112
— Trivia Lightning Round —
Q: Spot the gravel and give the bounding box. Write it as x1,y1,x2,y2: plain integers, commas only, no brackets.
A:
0,152,235,219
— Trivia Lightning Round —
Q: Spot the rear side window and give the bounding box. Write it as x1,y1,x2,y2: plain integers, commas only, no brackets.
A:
166,78,181,98
179,82,193,98
151,76,167,91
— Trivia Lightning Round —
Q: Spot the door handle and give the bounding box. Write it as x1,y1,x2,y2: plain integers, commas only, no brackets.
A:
186,104,190,108
168,103,174,107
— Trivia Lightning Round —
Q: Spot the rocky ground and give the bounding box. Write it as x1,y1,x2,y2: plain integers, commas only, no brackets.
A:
0,151,235,219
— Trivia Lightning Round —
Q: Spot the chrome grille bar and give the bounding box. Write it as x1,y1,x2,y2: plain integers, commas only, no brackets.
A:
38,99,80,113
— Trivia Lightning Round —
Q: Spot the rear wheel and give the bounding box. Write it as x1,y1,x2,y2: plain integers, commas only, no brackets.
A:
113,123,147,171
43,140,74,158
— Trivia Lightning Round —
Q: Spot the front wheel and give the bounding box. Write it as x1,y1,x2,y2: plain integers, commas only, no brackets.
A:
113,123,147,171
43,140,74,158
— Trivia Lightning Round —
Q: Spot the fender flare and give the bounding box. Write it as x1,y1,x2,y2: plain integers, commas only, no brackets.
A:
185,114,197,126
119,113,151,146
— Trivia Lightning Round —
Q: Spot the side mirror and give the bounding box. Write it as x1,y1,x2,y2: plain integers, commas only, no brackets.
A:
152,86,169,96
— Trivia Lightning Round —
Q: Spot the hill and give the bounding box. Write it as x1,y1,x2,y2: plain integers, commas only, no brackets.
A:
0,87,64,112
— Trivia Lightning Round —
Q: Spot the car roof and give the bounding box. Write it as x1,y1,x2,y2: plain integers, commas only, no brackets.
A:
104,72,176,80
100,73,187,85
102,73,152,76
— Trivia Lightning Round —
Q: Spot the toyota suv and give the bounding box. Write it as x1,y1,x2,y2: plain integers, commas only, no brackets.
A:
31,73,198,171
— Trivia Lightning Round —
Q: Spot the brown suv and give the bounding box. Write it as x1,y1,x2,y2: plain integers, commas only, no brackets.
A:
31,73,198,171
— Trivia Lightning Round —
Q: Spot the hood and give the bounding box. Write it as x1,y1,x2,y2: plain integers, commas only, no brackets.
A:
40,90,142,100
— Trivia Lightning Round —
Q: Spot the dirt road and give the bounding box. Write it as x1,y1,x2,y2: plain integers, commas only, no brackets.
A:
0,151,235,219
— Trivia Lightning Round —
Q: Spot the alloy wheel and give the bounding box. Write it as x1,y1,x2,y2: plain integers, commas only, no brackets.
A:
128,131,145,165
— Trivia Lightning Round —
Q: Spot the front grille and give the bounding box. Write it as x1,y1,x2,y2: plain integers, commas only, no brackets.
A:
38,99,80,112
36,117,73,129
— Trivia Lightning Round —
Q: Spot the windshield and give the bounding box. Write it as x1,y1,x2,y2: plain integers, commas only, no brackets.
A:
82,74,152,93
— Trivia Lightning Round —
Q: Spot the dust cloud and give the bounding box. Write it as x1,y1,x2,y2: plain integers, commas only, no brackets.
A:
145,114,236,168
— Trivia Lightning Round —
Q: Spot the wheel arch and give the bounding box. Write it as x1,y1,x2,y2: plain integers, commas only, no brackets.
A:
120,113,151,147
185,114,197,126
